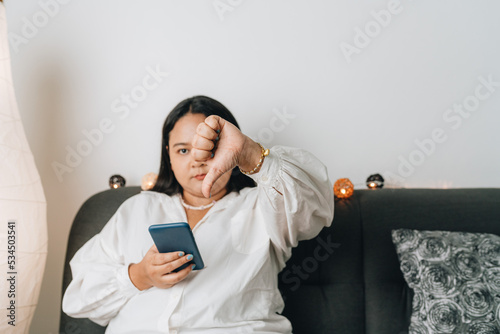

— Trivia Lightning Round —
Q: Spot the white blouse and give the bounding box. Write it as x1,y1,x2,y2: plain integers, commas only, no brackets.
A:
62,145,334,334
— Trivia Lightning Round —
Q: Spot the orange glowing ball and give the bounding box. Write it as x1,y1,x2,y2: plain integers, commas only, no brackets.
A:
141,172,158,191
334,178,354,199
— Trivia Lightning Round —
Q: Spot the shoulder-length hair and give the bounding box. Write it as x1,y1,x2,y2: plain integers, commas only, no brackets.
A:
151,95,256,196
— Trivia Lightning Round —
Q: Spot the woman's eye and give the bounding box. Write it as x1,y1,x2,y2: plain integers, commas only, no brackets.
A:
178,148,188,154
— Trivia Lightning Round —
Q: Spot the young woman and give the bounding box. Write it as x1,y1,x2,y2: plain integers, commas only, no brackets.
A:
63,96,334,333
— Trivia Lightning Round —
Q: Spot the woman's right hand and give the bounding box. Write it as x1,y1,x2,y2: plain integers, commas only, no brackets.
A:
128,244,195,291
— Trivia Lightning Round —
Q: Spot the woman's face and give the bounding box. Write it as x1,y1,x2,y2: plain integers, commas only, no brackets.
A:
167,113,231,199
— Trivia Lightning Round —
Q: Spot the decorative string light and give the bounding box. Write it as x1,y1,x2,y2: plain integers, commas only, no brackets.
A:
109,175,126,189
366,173,384,189
141,172,158,191
334,178,354,199
334,173,385,199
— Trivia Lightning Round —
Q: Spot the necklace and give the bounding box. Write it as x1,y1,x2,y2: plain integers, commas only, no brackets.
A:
181,197,216,211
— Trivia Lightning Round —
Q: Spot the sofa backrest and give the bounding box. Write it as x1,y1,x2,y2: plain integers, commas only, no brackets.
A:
60,187,141,334
278,190,366,333
357,188,500,334
60,187,500,334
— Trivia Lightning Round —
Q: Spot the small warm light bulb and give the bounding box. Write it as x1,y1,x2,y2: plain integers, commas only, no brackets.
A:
366,174,384,189
333,178,354,199
141,172,158,191
109,174,126,189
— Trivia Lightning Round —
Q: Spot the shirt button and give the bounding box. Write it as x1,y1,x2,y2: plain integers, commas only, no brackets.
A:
261,176,268,182
171,330,177,334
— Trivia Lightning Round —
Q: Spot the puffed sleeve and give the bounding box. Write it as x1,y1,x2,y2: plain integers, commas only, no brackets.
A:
62,201,141,326
247,145,334,268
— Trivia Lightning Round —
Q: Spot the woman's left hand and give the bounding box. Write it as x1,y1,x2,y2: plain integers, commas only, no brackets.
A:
191,115,262,198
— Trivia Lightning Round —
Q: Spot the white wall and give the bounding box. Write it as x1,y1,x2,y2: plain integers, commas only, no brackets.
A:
4,0,500,332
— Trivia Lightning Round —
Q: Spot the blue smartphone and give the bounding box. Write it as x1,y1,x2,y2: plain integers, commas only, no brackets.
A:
148,222,204,271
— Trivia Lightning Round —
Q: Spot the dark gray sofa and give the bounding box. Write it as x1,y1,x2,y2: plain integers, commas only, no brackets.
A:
60,187,500,334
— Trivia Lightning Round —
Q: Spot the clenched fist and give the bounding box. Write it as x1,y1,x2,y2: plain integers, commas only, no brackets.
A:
191,115,263,198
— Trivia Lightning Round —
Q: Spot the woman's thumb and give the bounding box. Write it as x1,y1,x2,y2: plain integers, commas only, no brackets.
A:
202,167,223,198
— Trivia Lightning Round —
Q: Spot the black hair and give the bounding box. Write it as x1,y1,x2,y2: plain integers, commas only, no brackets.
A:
151,95,256,195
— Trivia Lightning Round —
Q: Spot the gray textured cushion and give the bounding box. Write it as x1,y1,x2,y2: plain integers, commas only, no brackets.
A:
392,228,500,334
360,188,500,334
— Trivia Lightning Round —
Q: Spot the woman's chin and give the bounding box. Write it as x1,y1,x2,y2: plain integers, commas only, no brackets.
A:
183,186,205,197
183,179,229,199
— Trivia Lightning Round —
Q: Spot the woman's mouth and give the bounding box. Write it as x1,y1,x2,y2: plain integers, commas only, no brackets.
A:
194,174,206,180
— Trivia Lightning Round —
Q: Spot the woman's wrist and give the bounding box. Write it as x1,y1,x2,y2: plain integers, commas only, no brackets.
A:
128,263,152,291
238,137,266,174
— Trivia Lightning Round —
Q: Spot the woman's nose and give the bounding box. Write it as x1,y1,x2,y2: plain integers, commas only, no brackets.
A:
191,160,206,168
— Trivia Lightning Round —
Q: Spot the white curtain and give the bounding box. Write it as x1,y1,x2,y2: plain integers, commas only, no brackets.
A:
0,3,48,333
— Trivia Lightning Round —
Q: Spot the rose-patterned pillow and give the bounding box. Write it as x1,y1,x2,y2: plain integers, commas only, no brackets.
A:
391,229,500,334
